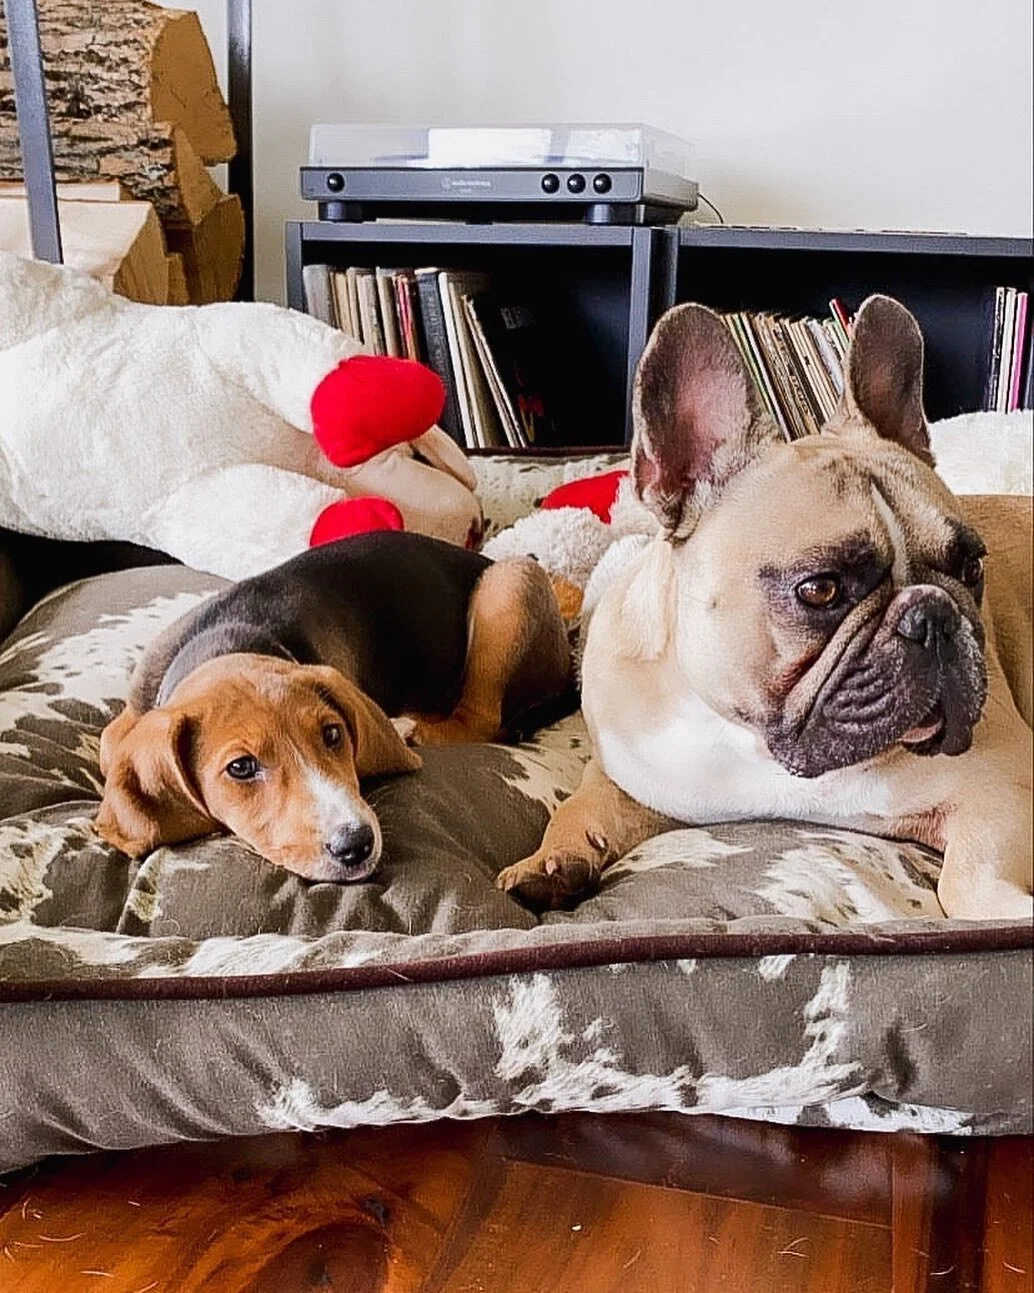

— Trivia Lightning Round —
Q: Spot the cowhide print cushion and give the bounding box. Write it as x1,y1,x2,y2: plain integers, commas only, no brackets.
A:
472,451,627,538
0,561,1030,1171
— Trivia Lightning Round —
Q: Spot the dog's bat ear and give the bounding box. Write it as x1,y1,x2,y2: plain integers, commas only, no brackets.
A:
308,667,423,780
95,710,216,858
631,303,774,534
840,295,932,465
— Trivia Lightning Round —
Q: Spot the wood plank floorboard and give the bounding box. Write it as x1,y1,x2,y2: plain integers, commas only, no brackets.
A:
0,1114,1029,1292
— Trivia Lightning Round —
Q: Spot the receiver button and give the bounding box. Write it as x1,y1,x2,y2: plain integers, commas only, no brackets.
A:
541,172,560,193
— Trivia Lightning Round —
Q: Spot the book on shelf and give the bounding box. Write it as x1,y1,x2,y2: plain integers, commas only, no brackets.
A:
303,262,558,450
301,263,337,327
984,285,1030,413
393,270,424,363
1008,292,1028,411
1024,329,1034,411
724,286,1032,438
829,298,853,352
440,269,507,449
375,268,403,358
463,295,528,449
414,267,464,444
984,287,1006,410
723,303,852,440
344,268,363,343
466,294,557,446
998,290,1017,415
331,270,353,339
354,270,385,356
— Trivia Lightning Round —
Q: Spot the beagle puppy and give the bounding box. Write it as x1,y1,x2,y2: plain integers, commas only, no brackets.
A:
96,532,574,882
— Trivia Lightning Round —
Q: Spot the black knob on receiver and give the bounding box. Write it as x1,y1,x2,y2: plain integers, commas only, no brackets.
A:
326,172,345,193
567,173,586,193
592,173,612,193
541,173,560,193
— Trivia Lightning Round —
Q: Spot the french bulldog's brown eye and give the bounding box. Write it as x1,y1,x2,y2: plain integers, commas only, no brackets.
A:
796,575,842,609
323,722,344,749
960,555,983,587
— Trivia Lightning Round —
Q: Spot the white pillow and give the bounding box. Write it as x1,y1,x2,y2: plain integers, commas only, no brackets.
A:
931,411,1033,496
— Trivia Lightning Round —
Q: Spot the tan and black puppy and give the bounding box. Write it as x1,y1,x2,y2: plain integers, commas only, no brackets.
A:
499,296,1032,921
97,531,574,881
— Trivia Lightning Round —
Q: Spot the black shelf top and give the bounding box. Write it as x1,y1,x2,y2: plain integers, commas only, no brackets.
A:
677,226,1033,258
295,220,640,248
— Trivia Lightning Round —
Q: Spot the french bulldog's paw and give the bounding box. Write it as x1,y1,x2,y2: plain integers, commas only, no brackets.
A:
496,850,601,911
391,715,420,745
938,876,1034,921
986,887,1034,921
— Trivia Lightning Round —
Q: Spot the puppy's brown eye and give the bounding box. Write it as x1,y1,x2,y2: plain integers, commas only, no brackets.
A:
226,755,260,781
323,723,344,750
796,575,842,609
960,555,983,587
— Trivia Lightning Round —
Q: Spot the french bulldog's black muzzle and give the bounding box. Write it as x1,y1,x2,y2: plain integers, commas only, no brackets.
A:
769,584,988,778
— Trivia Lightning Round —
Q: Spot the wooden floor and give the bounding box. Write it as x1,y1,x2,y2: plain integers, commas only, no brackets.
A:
0,1114,1029,1293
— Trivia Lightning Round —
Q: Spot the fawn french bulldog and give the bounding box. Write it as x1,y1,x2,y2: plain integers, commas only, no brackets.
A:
499,296,1032,921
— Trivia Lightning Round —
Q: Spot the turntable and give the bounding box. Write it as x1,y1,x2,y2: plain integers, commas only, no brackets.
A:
301,123,698,224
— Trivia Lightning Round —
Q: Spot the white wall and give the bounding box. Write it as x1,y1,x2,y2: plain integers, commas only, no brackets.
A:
189,0,1033,304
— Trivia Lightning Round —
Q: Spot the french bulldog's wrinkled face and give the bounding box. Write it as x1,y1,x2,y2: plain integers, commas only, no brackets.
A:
631,294,989,778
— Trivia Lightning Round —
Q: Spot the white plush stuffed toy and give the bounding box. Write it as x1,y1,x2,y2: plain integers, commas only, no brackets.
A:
482,467,656,594
0,252,482,580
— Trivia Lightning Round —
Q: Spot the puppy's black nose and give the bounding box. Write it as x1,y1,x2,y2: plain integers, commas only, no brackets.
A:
896,598,958,652
326,823,375,868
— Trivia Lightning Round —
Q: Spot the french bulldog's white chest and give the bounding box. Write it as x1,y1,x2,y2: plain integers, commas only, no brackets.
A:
588,687,897,830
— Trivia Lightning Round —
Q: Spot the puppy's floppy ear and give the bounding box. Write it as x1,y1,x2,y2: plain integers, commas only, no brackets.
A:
308,666,423,779
95,710,217,858
631,303,775,534
840,295,931,464
98,704,141,777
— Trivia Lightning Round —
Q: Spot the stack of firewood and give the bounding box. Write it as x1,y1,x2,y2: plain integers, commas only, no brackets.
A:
0,0,243,303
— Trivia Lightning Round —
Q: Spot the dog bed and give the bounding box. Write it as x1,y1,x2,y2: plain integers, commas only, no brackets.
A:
0,448,1031,1173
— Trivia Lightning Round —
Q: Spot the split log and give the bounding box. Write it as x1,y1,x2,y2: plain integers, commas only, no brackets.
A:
0,119,221,226
0,195,169,304
165,193,244,303
0,179,132,202
0,0,235,165
165,251,189,305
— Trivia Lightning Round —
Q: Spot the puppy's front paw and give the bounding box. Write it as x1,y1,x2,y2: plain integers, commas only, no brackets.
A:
496,850,601,911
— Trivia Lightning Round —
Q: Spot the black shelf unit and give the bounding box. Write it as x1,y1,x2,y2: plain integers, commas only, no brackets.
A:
286,220,657,447
663,228,1033,423
288,221,1032,449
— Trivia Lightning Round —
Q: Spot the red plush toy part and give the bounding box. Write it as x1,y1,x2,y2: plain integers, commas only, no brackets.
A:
540,468,628,522
309,496,404,548
312,355,445,468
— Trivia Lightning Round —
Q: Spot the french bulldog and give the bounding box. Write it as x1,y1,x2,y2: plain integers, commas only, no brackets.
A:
497,296,1033,921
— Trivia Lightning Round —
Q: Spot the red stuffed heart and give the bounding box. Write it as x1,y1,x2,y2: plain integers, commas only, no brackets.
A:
312,356,445,468
540,468,628,522
310,496,405,547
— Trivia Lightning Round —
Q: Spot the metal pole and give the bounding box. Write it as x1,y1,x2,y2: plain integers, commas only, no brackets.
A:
4,0,62,262
227,0,253,299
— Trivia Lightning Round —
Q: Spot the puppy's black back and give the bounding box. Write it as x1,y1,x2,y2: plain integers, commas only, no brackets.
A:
164,532,490,717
